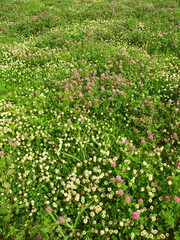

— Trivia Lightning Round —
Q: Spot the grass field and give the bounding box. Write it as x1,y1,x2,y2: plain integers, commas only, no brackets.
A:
0,0,180,239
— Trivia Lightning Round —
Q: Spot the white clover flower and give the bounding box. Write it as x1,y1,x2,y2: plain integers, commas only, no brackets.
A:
75,194,80,202
141,230,147,236
83,219,88,224
168,181,172,185
160,234,165,239
90,211,95,217
105,227,109,232
148,192,154,198
119,221,124,227
131,232,135,238
149,233,154,239
135,204,139,209
151,229,158,234
148,174,153,181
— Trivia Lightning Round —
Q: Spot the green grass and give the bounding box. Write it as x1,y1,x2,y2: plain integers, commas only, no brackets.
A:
0,0,180,239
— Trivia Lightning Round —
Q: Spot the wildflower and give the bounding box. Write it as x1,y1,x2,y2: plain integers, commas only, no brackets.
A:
149,136,154,140
59,216,66,223
46,206,52,211
168,181,172,185
141,140,146,144
110,178,115,181
24,133,28,136
116,175,121,180
118,190,124,195
174,197,180,202
125,197,131,202
101,86,105,91
110,162,116,166
132,212,140,219
138,199,143,203
119,221,124,227
173,133,178,137
165,196,170,201
118,178,124,183
151,182,156,187
36,235,42,239
0,151,4,156
67,119,71,123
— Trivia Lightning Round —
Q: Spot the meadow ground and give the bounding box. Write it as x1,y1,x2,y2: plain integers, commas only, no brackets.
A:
0,0,179,239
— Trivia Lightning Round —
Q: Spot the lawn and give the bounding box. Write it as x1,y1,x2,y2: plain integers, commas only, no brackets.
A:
0,0,179,239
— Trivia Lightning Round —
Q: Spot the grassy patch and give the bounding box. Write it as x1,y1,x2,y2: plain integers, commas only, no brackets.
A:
0,0,180,239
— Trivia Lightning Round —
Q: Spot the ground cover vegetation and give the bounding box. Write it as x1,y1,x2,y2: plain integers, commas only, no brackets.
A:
0,0,180,239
